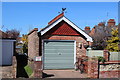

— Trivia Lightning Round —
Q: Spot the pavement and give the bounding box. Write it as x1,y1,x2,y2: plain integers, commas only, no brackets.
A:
43,69,87,78
1,66,13,78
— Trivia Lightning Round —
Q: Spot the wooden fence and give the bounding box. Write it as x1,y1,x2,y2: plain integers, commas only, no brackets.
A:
109,52,120,61
87,49,120,61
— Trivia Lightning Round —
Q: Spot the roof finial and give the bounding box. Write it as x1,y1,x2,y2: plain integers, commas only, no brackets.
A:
58,8,67,14
62,8,66,13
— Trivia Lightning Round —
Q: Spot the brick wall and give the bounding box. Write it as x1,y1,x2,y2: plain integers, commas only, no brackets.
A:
87,57,120,78
78,56,88,73
87,57,99,78
28,28,39,59
34,61,42,78
12,56,17,78
100,70,120,78
28,28,42,77
99,61,120,78
1,56,17,78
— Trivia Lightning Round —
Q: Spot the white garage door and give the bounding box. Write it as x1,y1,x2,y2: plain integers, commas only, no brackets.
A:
44,40,75,69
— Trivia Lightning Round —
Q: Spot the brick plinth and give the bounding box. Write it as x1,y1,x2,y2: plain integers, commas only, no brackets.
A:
103,50,110,61
87,58,98,78
34,61,42,78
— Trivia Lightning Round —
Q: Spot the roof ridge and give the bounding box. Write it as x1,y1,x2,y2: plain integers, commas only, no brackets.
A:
48,12,64,25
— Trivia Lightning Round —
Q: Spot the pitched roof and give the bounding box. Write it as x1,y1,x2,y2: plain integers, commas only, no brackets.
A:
45,20,81,36
41,13,64,31
40,14,93,42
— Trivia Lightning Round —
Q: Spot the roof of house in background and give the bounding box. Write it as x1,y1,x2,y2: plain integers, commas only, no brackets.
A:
0,30,16,40
0,30,7,38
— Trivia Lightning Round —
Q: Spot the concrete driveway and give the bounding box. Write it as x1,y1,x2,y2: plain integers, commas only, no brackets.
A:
43,70,87,78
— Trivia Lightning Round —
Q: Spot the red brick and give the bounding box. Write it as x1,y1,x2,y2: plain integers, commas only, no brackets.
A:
100,70,120,78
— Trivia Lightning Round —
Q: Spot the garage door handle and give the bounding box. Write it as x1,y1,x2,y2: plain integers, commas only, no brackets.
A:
58,53,61,55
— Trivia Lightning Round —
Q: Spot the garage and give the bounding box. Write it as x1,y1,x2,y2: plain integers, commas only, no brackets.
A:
28,12,93,70
1,39,15,65
43,40,76,69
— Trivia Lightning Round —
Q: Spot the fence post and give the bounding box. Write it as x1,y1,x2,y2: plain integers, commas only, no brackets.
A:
103,50,110,61
86,47,92,56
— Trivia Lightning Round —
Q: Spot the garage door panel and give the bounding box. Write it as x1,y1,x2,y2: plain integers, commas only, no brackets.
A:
44,65,74,69
44,41,74,69
45,57,73,60
44,60,74,63
44,53,74,58
44,63,74,69
45,63,74,66
44,42,74,45
45,50,74,53
44,46,73,49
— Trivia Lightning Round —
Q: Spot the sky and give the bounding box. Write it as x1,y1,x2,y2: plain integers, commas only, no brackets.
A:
2,2,118,35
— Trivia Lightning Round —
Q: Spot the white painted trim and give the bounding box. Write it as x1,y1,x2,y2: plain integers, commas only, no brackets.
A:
43,40,76,69
11,42,14,65
41,16,93,42
0,39,16,42
42,40,44,70
41,17,63,36
74,41,76,69
63,17,93,42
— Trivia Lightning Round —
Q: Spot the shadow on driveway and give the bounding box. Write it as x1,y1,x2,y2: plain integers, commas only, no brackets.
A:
42,72,54,78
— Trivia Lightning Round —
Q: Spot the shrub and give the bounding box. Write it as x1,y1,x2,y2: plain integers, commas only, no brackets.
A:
97,56,106,63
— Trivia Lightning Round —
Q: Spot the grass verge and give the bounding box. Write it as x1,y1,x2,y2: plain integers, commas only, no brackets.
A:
24,65,33,77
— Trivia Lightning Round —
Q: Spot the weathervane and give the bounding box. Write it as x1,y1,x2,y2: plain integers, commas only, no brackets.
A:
58,8,67,14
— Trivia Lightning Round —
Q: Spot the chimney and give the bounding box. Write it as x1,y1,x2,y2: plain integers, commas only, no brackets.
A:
107,19,115,27
28,28,38,35
98,22,105,26
85,26,90,31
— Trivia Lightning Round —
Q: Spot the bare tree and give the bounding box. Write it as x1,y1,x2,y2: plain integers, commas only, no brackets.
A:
91,31,106,50
91,22,111,50
5,29,20,39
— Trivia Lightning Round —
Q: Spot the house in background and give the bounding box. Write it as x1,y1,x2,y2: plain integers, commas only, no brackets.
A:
84,19,118,38
0,30,16,65
28,12,93,69
83,19,118,50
